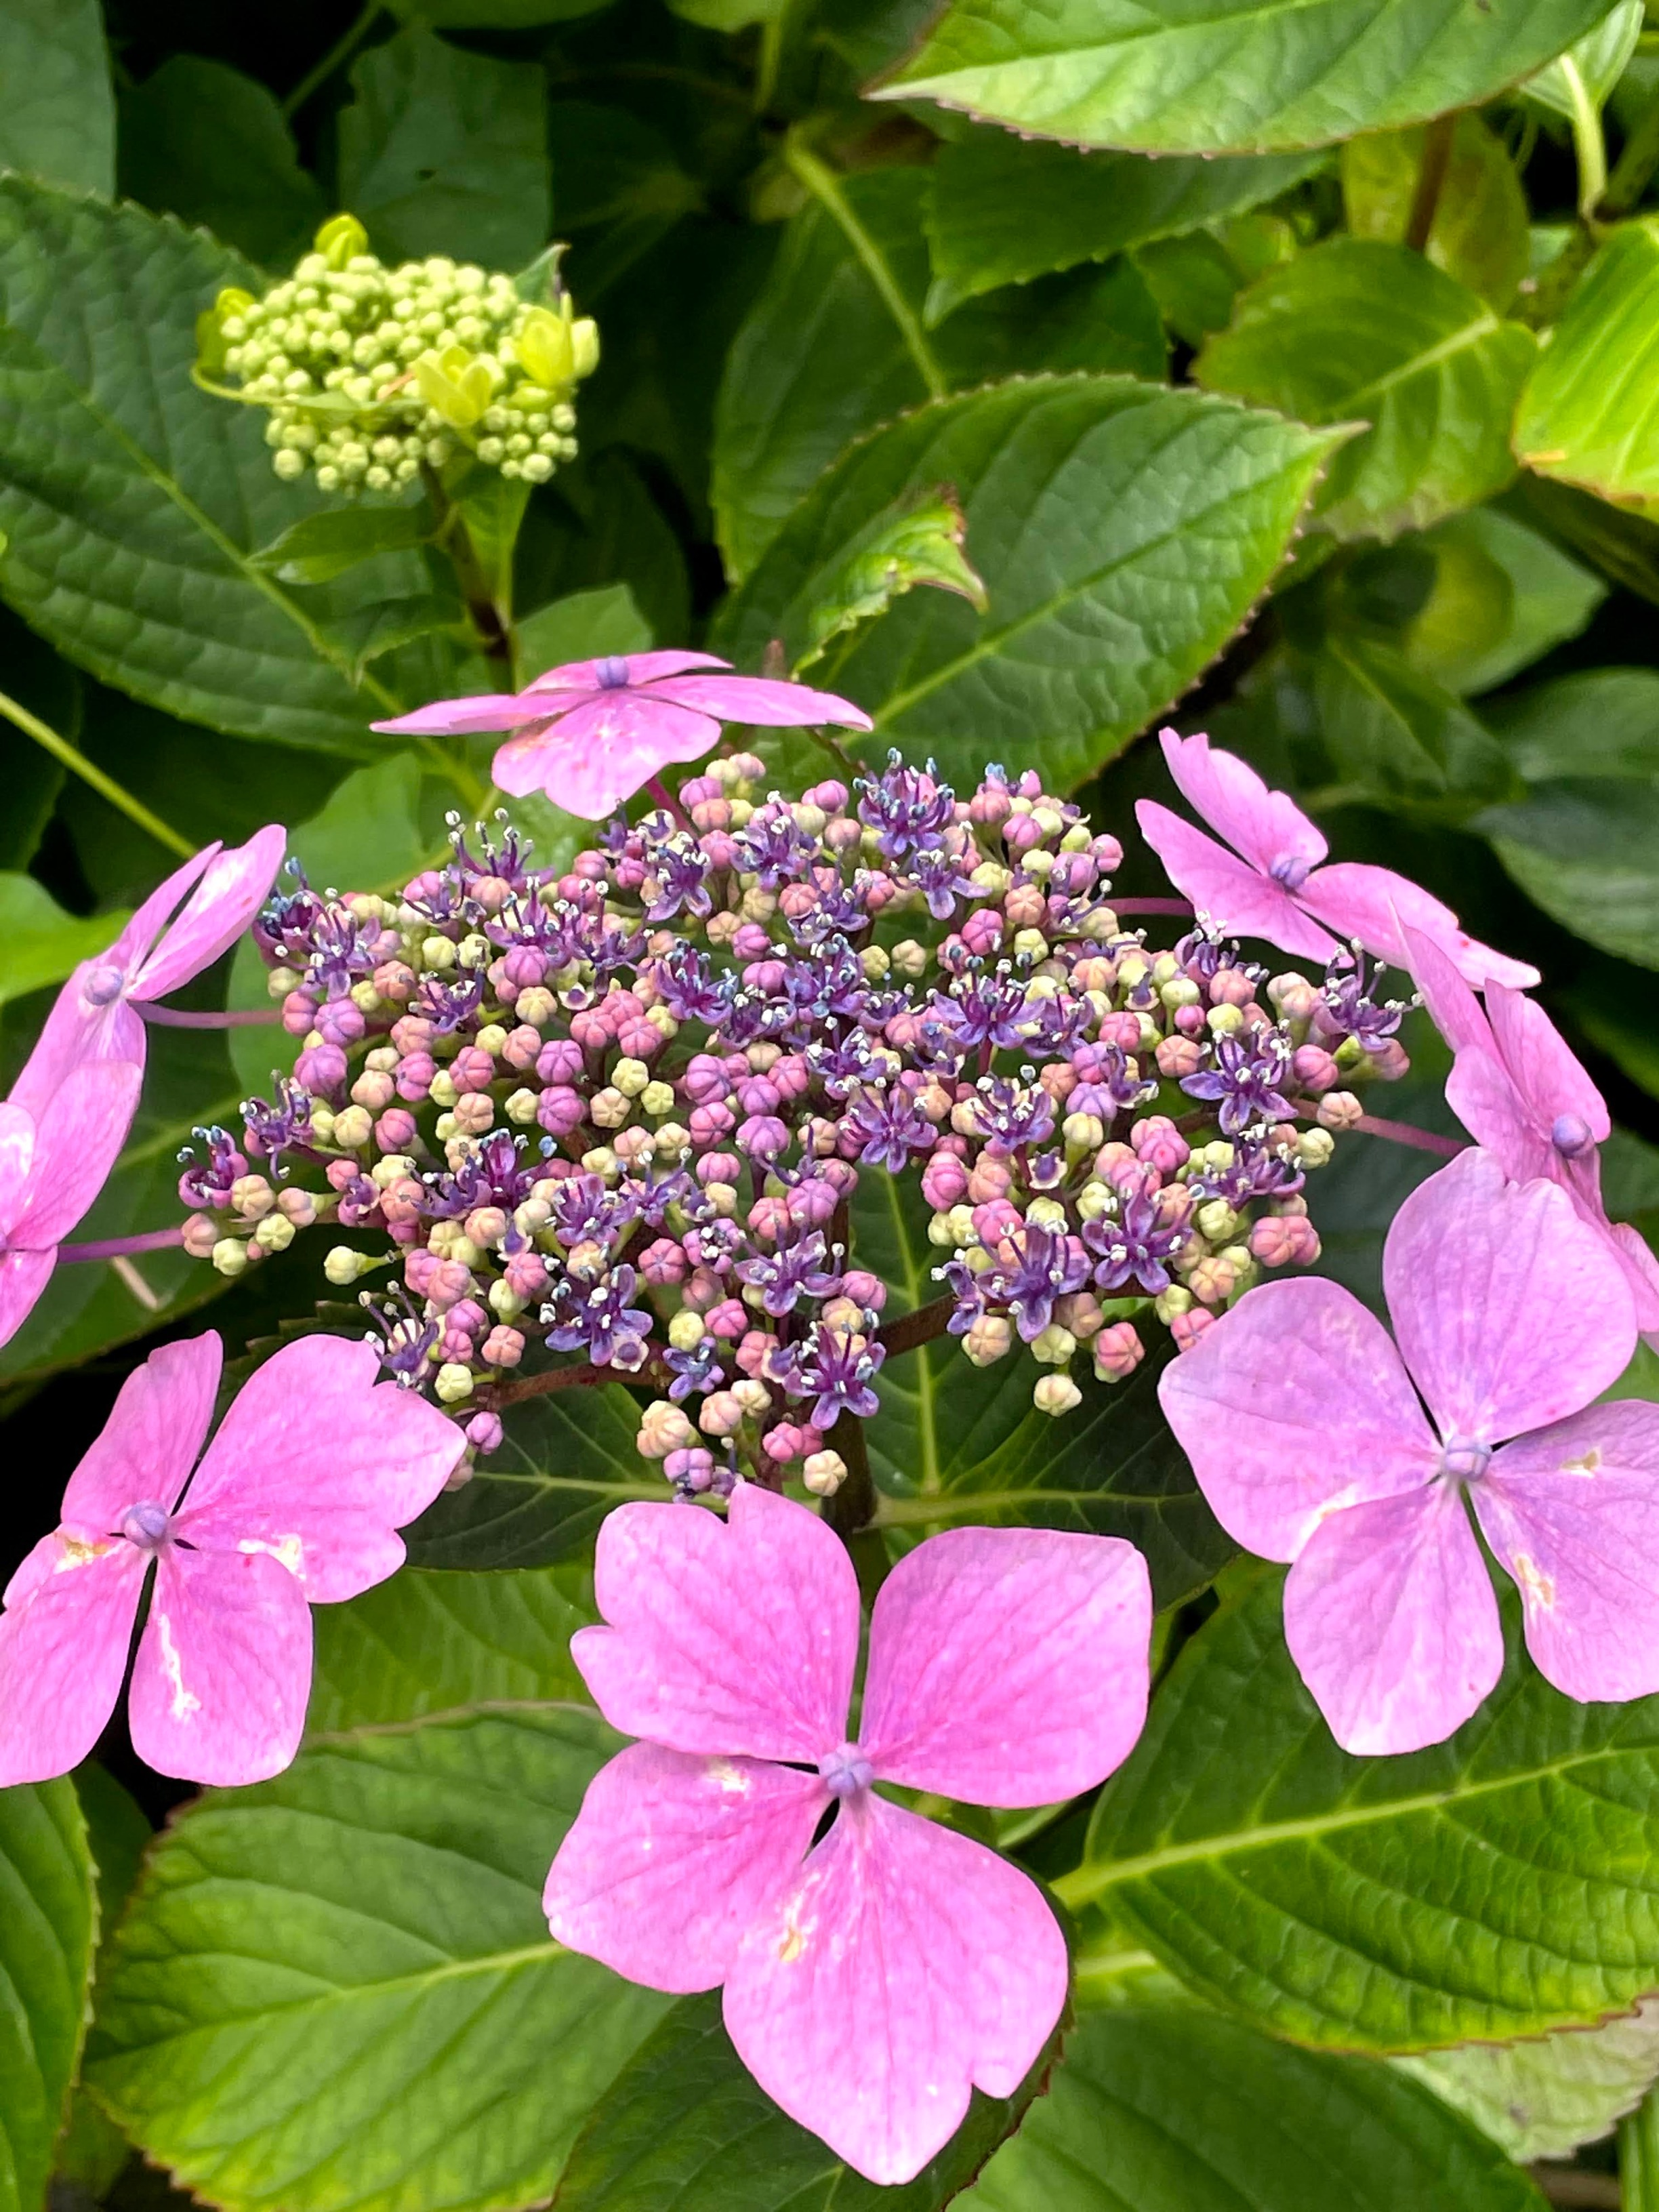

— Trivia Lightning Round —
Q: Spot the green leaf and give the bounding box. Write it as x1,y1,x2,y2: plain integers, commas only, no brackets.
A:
403,1385,661,1569
1480,778,1659,970
0,1778,98,2212
923,131,1323,320
251,505,431,586
712,167,1165,579
798,485,987,670
1132,231,1250,348
1309,633,1523,819
1404,508,1604,696
1195,239,1536,541
116,58,325,270
1398,2004,1659,2163
1522,0,1644,118
1515,222,1659,512
0,0,113,196
306,1565,595,1734
1563,957,1659,1102
957,2004,1546,2211
1069,1570,1659,2051
1487,667,1659,780
56,1766,152,2200
387,0,615,20
874,0,1620,155
0,876,130,1008
1507,472,1659,609
517,582,653,681
714,375,1344,796
85,1707,668,2212
321,594,464,682
338,25,552,270
557,1987,1064,2212
545,103,702,304
517,451,691,648
0,180,409,754
1340,114,1529,310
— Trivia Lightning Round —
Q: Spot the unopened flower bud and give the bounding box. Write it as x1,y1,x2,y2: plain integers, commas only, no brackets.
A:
434,1362,476,1404
182,1212,220,1258
802,1450,847,1496
1033,1373,1082,1416
1030,1324,1078,1366
1092,1322,1145,1381
1315,1091,1364,1132
964,1314,1013,1366
464,1412,502,1458
211,1237,249,1277
668,1308,708,1351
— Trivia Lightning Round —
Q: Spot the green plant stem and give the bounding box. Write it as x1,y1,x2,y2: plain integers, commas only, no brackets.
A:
754,1,790,114
822,1410,877,1540
1560,56,1609,219
282,0,384,119
421,463,514,670
782,134,948,401
1622,2085,1659,2211
1405,111,1458,251
1602,79,1659,213
0,687,193,857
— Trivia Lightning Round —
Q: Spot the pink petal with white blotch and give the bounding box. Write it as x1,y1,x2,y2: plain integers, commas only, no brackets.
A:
0,1248,54,1353
1284,1485,1504,1755
859,1527,1151,1806
644,675,873,731
543,1742,826,1992
1134,802,1340,962
1475,1401,1659,1705
574,1483,859,1763
129,1542,312,1786
176,1334,464,1601
1158,729,1328,878
371,693,554,737
491,693,722,819
131,825,287,1002
524,651,729,695
0,1534,147,1785
1384,1151,1636,1447
1302,863,1539,989
1158,1275,1437,1561
723,1790,1067,2186
61,1333,221,1533
15,1061,142,1249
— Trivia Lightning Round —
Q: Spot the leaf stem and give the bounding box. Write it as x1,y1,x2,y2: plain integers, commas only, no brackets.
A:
421,464,514,670
282,0,384,119
781,134,948,401
1353,1112,1466,1158
0,687,194,857
877,1293,955,1359
1622,2088,1659,2212
1405,111,1458,252
1559,57,1610,220
1602,77,1659,214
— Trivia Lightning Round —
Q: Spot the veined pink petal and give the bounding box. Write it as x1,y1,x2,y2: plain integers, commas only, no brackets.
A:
1384,1151,1635,1446
1608,1222,1659,1340
131,825,287,1002
107,844,221,982
491,694,722,819
543,1742,825,1992
859,1528,1150,1805
1135,802,1340,962
371,693,557,736
0,1248,54,1352
1403,924,1497,1061
0,1534,146,1785
724,1791,1067,2186
1300,863,1540,989
644,675,873,731
574,1483,859,1762
524,651,730,695
1157,729,1327,878
62,1333,222,1532
1446,1050,1551,1186
129,1543,312,1786
1486,986,1610,1145
176,1334,464,1601
1284,1487,1504,1755
14,1061,142,1250
0,1101,33,1225
1476,1403,1659,1705
1158,1275,1436,1560
7,979,145,1117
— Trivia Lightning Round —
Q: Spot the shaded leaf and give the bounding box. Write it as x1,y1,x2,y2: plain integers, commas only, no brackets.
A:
1515,222,1659,512
1404,508,1604,696
517,581,653,681
117,58,325,270
0,1779,97,2212
1399,2003,1659,2163
1486,667,1659,781
798,485,987,670
1480,778,1659,970
1563,956,1659,1102
388,0,615,18
251,505,430,586
55,1767,152,2200
1340,114,1529,310
0,876,130,1008
321,594,464,681
1507,472,1659,610
1310,632,1523,819
1522,0,1644,119
0,0,113,196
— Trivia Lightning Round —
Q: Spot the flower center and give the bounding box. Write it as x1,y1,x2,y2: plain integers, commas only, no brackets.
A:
594,657,631,691
120,1500,172,1548
1439,1436,1492,1486
817,1742,874,1800
1269,853,1311,893
84,963,127,1007
1552,1113,1593,1159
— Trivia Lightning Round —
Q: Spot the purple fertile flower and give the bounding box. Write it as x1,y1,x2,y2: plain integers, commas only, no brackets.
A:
1084,1182,1187,1296
545,1265,653,1369
1180,1031,1295,1136
783,1322,886,1429
857,754,956,859
177,1126,248,1211
841,1084,937,1174
653,945,737,1025
550,1173,639,1251
417,971,487,1034
1067,1043,1156,1124
1189,1134,1305,1208
966,1077,1057,1157
907,846,985,921
665,1336,726,1402
735,1229,838,1317
933,970,1029,1054
1319,953,1405,1052
241,1077,316,1172
426,1134,537,1221
980,1224,1090,1343
736,811,821,890
643,839,714,922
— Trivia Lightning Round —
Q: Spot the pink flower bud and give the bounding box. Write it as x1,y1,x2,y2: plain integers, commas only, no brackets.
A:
972,1197,1023,1246
481,1326,525,1368
764,1421,808,1463
375,1109,418,1153
503,947,547,990
640,1236,689,1287
705,1298,747,1340
922,1151,970,1210
448,1046,493,1094
504,1251,549,1300
737,1114,787,1158
1092,1322,1145,1380
1174,1004,1206,1038
1250,1214,1322,1267
298,1042,348,1097
731,923,773,959
1171,1308,1216,1353
790,1176,838,1226
665,1446,716,1492
1368,1039,1410,1082
396,1052,437,1103
380,1176,424,1226
736,1328,780,1378
696,1151,743,1187
689,1101,737,1147
391,1014,434,1055
182,1212,220,1257
1317,1091,1364,1131
537,1086,586,1138
502,1025,541,1070
970,784,1013,828
281,989,319,1037
961,909,1003,956
1130,1116,1189,1173
1154,1035,1203,1079
316,997,365,1046
373,961,416,1004
1291,1044,1340,1093
1004,812,1044,854
840,1269,886,1310
699,1390,745,1437
966,1159,1012,1204
537,1039,584,1086
465,1411,504,1455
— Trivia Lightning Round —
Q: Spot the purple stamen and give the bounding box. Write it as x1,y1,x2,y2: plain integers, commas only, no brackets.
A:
818,1743,875,1799
121,1500,171,1547
1439,1437,1492,1485
1269,854,1311,893
1552,1113,1594,1160
595,657,631,690
84,964,127,1006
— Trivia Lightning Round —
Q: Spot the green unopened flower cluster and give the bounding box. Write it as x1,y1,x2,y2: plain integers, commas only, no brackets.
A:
197,214,599,495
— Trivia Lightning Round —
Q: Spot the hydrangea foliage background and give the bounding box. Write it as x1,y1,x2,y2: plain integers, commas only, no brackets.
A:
3,0,1659,2207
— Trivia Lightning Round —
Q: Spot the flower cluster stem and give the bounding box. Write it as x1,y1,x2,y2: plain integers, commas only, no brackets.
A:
1405,111,1458,251
821,1409,876,1539
58,1227,184,1264
139,1005,281,1029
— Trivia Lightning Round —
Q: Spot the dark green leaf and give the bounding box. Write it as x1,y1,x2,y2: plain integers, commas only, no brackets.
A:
1131,231,1249,348
875,0,1620,155
0,0,113,196
388,0,615,20
85,1708,669,2212
1404,508,1603,697
55,1767,152,2200
798,485,987,669
1515,223,1659,511
714,375,1344,796
1398,2004,1659,2163
1480,779,1659,969
338,26,552,270
518,581,653,681
0,876,130,1007
1310,633,1523,819
1562,957,1659,1102
924,131,1322,320
516,451,692,647
1521,0,1644,119
117,58,325,270
321,594,464,681
1506,474,1659,610
1196,239,1536,541
1487,668,1659,780
546,102,703,302
0,1779,97,2212
557,1988,1065,2211
1341,115,1529,310
958,2004,1545,2211
250,505,430,587
1071,1570,1659,2051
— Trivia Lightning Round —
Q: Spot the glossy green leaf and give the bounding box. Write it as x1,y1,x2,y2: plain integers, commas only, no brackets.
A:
716,375,1343,795
403,1385,660,1569
1480,778,1659,970
117,58,325,270
321,593,464,681
558,1988,1063,2211
0,180,408,753
1340,114,1529,310
85,1708,668,2212
923,132,1322,320
1522,0,1644,119
0,876,130,1008
545,104,702,304
55,1766,151,2200
517,582,653,681
1399,2002,1659,2162
1196,239,1536,541
0,0,113,196
1507,472,1659,609
0,1778,98,2212
1405,508,1604,695
1132,232,1249,348
712,166,1164,579
958,2004,1545,2211
798,485,987,670
251,506,430,586
1069,1570,1659,2051
1310,633,1523,818
1487,667,1659,779
1515,222,1659,512
306,1564,594,1734
876,0,1616,154
337,26,552,270
1563,957,1659,1102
